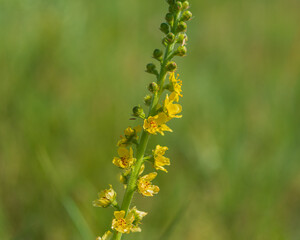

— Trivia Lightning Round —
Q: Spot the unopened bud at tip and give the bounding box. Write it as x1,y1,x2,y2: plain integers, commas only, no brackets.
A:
148,82,159,93
146,63,158,75
175,1,182,11
177,21,187,32
165,61,177,72
153,49,163,60
144,95,152,106
166,32,175,43
132,106,146,119
177,33,188,44
175,46,187,56
160,23,169,34
181,11,193,21
182,1,190,10
165,13,174,24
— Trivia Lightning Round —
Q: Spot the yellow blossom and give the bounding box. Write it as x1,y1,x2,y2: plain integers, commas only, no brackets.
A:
169,72,183,102
93,185,117,208
96,231,112,240
111,210,135,234
138,172,160,197
113,147,136,169
163,94,182,118
129,206,148,232
153,145,170,173
117,126,142,147
143,112,172,135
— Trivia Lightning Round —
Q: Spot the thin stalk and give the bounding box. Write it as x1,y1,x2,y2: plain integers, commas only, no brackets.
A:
112,11,181,240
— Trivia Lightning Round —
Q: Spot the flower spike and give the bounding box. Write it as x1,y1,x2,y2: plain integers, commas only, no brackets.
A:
94,1,192,238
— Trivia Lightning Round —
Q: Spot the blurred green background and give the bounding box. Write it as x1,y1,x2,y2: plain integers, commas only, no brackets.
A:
1,0,300,239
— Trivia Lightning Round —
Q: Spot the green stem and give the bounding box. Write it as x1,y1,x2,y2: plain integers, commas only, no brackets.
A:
112,10,181,240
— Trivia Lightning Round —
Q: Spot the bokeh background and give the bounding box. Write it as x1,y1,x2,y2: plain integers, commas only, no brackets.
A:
1,0,300,239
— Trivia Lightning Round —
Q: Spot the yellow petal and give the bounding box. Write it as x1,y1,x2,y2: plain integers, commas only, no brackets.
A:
118,147,129,157
114,210,125,219
144,172,157,181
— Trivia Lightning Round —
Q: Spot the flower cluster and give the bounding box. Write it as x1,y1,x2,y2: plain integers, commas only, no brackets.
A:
112,207,147,234
94,1,192,239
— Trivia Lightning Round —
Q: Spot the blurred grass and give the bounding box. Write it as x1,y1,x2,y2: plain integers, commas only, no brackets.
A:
0,0,300,239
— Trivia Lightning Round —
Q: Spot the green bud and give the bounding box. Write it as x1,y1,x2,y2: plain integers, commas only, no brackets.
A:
181,11,192,21
174,46,187,56
160,23,169,34
177,21,187,32
175,1,182,11
132,105,146,119
165,61,177,72
153,49,163,60
177,33,188,44
166,32,175,43
148,82,159,93
144,95,152,106
162,37,168,46
182,1,190,9
165,13,174,24
146,63,158,75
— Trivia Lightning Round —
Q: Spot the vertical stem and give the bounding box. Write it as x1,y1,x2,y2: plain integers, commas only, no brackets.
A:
112,9,182,240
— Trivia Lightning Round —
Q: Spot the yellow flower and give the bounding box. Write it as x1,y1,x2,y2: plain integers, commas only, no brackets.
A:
111,210,135,234
113,147,136,169
93,185,117,208
143,112,172,135
117,126,142,147
163,94,182,118
169,72,183,102
96,231,112,240
129,206,148,232
153,145,170,173
138,172,160,197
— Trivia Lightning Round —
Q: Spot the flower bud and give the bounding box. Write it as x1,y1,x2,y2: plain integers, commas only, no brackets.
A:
174,46,187,56
182,1,190,9
160,23,169,34
146,63,158,75
153,49,163,60
181,11,192,21
165,61,177,72
93,185,117,208
166,32,175,43
175,1,182,11
132,105,146,119
162,37,168,46
144,95,152,106
165,13,174,24
148,82,159,93
177,33,188,44
177,21,187,32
